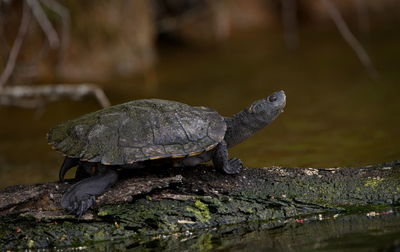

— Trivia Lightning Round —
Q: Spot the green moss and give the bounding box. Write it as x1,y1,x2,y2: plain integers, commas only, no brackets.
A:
97,210,109,216
27,240,35,249
238,206,254,214
187,200,211,223
93,231,106,241
364,177,384,189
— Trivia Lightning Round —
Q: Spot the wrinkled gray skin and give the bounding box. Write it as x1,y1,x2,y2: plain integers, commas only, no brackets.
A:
52,91,286,217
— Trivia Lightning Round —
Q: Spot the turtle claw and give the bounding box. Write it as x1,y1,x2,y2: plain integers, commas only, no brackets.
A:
61,191,96,217
76,196,96,218
60,169,118,217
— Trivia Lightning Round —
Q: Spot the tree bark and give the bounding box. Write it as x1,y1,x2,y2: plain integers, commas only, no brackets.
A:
0,161,399,249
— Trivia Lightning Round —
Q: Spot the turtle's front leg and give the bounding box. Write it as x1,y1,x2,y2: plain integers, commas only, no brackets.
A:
212,141,243,174
61,165,118,217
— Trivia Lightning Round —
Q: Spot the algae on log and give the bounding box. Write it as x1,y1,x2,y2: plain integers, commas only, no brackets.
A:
0,161,400,249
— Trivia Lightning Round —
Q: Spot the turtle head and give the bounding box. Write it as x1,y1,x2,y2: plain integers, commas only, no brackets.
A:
224,90,286,148
248,90,286,122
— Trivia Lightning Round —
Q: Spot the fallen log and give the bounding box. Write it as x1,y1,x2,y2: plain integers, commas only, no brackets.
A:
0,84,110,109
0,161,399,249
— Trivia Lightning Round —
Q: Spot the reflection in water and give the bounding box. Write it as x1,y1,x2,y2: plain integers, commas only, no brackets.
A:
81,209,400,251
214,210,400,251
0,29,399,189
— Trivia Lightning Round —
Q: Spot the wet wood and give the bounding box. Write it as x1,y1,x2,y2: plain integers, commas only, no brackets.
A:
0,161,399,249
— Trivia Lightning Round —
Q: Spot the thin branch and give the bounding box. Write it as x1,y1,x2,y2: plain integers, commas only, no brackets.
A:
40,0,70,63
26,0,60,49
0,84,111,108
0,2,31,89
14,0,70,79
320,0,378,79
282,0,299,50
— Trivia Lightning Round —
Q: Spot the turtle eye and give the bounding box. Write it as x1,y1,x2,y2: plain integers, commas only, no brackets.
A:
268,95,277,102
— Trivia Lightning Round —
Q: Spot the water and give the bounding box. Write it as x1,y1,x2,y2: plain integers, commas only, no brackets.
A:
1,28,399,188
211,211,400,252
79,209,400,251
0,27,399,250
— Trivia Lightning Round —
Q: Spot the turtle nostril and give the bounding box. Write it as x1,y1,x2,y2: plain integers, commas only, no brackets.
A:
268,95,277,102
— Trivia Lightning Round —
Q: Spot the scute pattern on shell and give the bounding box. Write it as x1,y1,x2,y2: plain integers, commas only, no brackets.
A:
47,99,226,165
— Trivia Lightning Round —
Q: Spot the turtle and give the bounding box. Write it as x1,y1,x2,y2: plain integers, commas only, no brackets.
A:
48,90,286,216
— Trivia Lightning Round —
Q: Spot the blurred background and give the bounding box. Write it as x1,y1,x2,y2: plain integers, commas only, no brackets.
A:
0,0,399,188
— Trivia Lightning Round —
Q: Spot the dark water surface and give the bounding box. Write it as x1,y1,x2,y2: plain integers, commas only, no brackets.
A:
0,27,399,250
88,209,400,251
1,28,399,188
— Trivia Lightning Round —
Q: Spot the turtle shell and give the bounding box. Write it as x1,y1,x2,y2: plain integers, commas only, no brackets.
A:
47,99,226,165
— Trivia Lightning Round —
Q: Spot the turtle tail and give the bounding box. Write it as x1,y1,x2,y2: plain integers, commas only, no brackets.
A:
59,157,79,182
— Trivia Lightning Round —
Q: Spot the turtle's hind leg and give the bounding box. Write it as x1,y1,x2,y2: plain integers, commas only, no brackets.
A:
61,165,118,217
59,157,79,182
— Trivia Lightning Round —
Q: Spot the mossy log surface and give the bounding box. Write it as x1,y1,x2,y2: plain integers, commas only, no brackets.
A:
1,161,400,249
